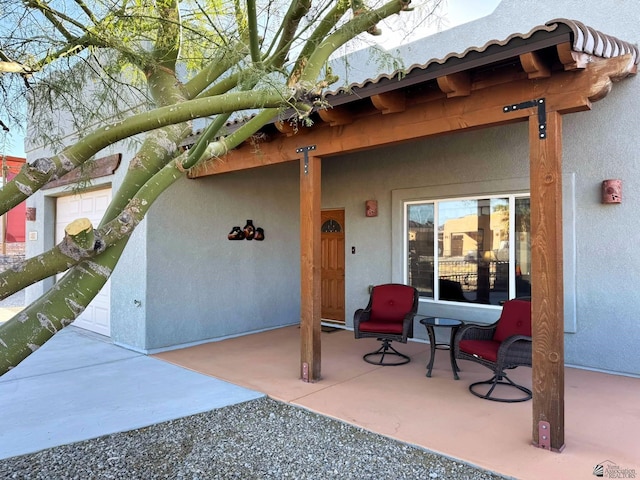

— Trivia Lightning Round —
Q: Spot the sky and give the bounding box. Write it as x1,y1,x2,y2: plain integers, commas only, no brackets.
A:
382,0,500,49
1,124,25,159
0,0,501,159
446,0,501,28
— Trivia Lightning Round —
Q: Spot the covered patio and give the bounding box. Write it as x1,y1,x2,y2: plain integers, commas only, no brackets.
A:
187,17,639,455
154,326,640,479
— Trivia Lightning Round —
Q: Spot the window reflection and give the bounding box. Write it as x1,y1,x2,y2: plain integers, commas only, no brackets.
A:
515,197,531,298
406,195,530,305
407,204,435,297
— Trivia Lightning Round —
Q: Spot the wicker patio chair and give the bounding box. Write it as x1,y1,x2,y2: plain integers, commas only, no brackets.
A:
454,298,532,402
353,284,419,366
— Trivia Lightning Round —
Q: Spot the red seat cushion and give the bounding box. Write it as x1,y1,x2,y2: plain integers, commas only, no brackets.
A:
459,339,500,363
493,299,532,342
358,320,404,335
369,285,415,324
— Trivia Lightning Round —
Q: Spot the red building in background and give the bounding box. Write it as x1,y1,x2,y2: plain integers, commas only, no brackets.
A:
2,155,26,246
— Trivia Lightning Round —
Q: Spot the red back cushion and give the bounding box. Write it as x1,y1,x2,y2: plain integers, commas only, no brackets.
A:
369,285,416,323
493,299,532,342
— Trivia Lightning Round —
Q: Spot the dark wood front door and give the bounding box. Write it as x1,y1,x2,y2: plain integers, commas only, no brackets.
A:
321,209,345,323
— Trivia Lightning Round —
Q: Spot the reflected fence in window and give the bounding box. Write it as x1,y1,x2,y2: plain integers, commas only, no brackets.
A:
408,259,522,304
405,193,531,305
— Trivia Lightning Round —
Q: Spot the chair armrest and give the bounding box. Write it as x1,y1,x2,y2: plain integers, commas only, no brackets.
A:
353,308,371,330
497,335,532,368
454,323,496,358
403,311,416,339
499,334,532,348
455,323,497,343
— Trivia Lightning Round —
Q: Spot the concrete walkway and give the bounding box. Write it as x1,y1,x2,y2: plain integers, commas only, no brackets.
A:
0,326,264,460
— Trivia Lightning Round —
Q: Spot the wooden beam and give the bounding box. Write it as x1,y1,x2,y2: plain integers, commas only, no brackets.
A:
436,72,471,97
519,52,551,79
44,154,121,189
189,55,636,178
371,91,406,113
300,153,322,382
190,84,540,177
529,111,565,452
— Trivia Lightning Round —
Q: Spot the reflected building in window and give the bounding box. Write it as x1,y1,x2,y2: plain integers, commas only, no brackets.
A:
406,194,531,306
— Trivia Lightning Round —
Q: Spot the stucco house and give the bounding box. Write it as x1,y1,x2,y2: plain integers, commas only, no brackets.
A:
25,0,639,449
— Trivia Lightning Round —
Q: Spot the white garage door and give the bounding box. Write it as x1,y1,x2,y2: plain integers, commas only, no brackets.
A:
55,188,112,337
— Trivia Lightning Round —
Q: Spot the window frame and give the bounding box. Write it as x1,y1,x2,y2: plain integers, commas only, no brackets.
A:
391,175,576,330
403,193,530,306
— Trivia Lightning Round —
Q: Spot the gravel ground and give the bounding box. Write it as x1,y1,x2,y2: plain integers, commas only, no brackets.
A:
0,397,511,480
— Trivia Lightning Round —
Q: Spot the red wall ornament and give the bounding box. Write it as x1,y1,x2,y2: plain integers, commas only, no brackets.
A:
602,179,622,204
365,200,378,217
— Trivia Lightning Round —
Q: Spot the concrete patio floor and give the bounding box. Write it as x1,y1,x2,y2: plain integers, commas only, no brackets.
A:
154,325,640,480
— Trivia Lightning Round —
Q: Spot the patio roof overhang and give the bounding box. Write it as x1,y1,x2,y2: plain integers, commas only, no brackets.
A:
188,19,637,453
189,18,637,176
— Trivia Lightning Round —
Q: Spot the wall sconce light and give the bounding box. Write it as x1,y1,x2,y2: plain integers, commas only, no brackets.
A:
365,200,378,217
602,179,622,204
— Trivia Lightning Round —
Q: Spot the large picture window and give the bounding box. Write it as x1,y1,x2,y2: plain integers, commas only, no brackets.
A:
406,194,530,305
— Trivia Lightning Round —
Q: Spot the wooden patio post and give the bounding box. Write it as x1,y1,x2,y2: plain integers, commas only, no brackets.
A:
299,150,322,382
529,110,565,452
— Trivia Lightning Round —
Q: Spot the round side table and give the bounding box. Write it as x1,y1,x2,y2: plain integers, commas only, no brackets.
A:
419,317,463,380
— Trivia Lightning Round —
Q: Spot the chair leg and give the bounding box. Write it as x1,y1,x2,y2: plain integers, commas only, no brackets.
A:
468,373,532,402
363,339,410,366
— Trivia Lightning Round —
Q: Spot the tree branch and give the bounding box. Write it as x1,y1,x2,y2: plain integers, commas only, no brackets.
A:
246,0,261,65
298,0,411,85
24,0,90,39
72,0,99,25
288,0,351,82
0,108,280,302
152,0,182,70
0,88,294,217
198,72,242,99
182,41,249,99
0,238,129,376
267,0,312,69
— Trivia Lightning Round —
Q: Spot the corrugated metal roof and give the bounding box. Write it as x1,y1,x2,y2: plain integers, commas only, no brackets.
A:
323,19,639,103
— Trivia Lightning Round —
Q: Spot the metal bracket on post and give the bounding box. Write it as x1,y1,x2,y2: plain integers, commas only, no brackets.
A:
302,362,309,382
503,98,547,139
536,420,551,450
296,145,317,175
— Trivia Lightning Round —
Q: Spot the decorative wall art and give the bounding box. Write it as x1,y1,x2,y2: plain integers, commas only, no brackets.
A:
228,220,265,241
601,179,622,204
365,200,378,217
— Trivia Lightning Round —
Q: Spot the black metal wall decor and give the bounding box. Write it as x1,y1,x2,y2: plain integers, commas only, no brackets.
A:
228,220,265,241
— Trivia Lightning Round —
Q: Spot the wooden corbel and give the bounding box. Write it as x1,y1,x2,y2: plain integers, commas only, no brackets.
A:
317,106,353,126
370,91,406,114
436,72,471,98
275,120,298,136
520,51,551,79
